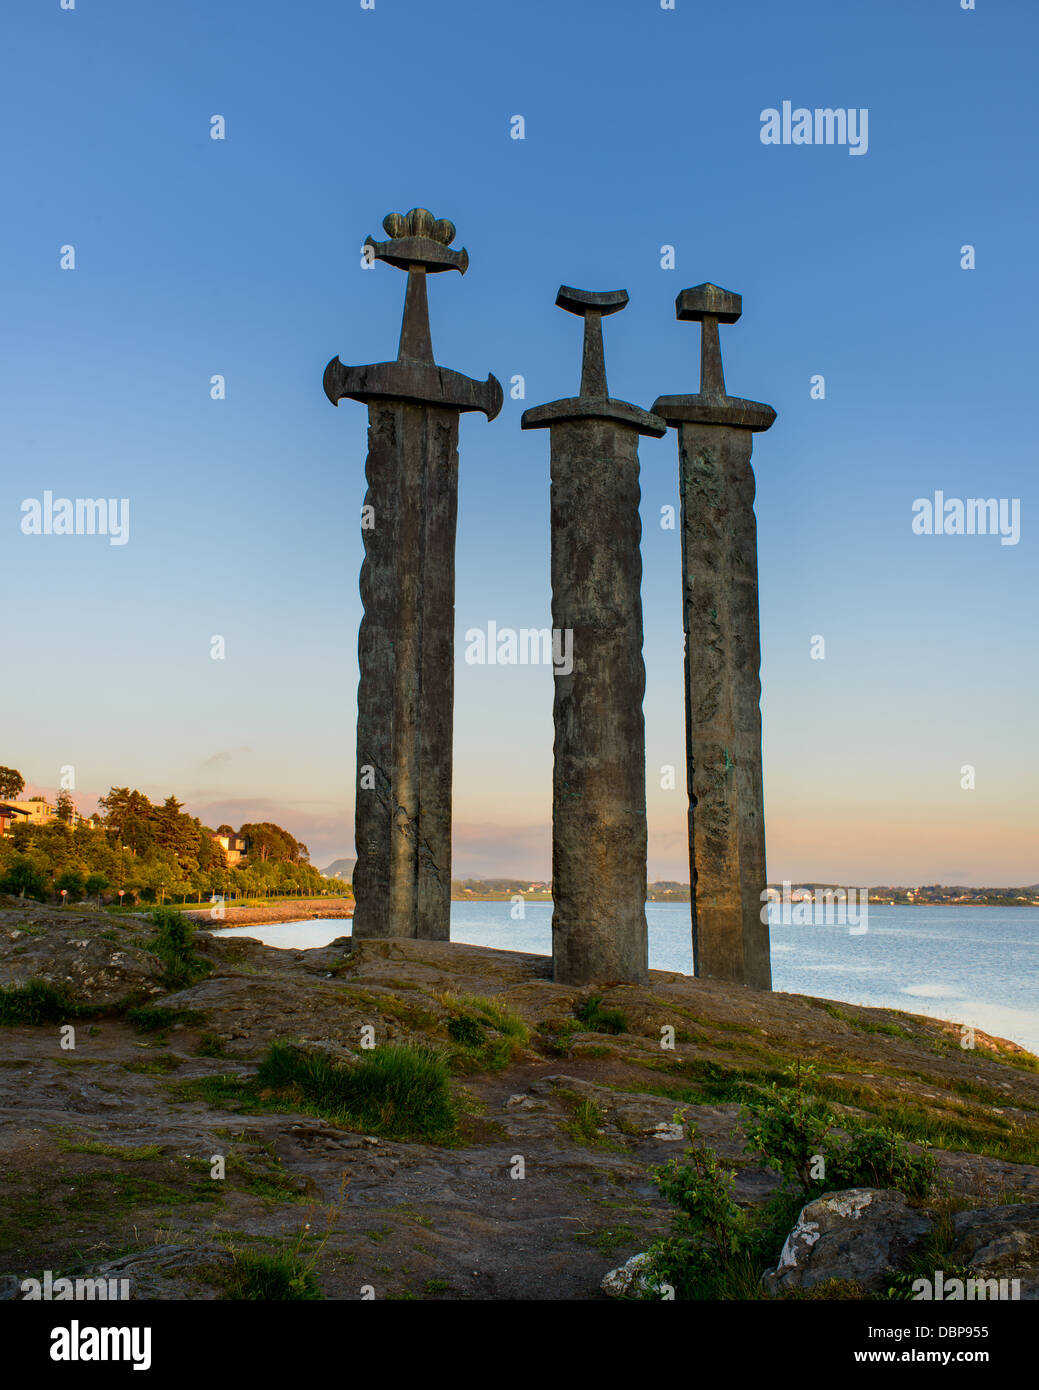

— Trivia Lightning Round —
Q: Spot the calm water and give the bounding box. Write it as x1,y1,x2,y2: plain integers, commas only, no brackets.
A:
214,902,1039,1053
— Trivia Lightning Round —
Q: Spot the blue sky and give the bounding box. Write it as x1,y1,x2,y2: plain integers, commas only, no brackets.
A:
3,0,1037,883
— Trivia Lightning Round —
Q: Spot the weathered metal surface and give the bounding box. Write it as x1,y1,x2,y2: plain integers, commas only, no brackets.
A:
652,283,775,990
524,288,663,985
325,209,500,940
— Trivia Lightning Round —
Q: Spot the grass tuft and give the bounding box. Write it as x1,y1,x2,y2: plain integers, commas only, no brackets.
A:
222,1249,323,1300
575,995,628,1036
0,980,83,1025
254,1041,458,1141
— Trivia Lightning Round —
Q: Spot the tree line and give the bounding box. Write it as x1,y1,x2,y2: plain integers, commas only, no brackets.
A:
0,771,336,905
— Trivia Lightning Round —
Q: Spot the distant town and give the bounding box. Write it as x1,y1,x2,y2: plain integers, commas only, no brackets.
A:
325,863,1039,908
447,880,1039,907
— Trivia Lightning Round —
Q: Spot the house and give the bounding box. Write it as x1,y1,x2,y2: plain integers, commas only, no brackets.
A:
0,803,32,837
11,797,57,827
213,832,248,868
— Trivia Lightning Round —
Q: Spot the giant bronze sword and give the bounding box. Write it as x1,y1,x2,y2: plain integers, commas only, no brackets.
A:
324,209,502,939
653,284,776,988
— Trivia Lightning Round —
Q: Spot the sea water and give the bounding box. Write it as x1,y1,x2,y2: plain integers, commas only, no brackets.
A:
213,902,1039,1053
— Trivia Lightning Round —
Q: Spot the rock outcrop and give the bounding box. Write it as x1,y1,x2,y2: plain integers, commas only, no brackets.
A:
1,896,1037,1300
763,1189,934,1295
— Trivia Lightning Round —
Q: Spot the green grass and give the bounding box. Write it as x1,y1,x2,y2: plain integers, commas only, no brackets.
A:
125,1005,204,1033
0,980,85,1025
573,1224,641,1257
183,1151,309,1204
221,1249,323,1300
818,1002,914,1039
341,988,439,1032
450,993,530,1043
122,1053,183,1075
171,1042,461,1141
439,992,529,1073
560,1096,617,1147
812,1079,1039,1166
575,995,628,1036
625,1051,1039,1167
58,1140,163,1161
632,1056,789,1104
256,1042,458,1141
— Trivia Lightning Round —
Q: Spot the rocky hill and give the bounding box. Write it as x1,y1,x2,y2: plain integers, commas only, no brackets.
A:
0,895,1036,1301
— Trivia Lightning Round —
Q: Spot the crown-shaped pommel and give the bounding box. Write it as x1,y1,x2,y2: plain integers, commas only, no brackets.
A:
364,208,469,274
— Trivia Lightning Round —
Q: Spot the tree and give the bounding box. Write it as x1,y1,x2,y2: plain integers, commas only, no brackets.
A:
55,790,75,825
0,857,46,901
0,766,25,801
85,872,109,907
239,821,309,865
154,795,194,862
54,869,85,901
9,822,33,852
97,787,155,854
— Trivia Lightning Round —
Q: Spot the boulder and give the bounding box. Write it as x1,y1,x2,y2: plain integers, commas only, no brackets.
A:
950,1203,1039,1299
0,935,166,1007
763,1188,933,1295
601,1251,658,1298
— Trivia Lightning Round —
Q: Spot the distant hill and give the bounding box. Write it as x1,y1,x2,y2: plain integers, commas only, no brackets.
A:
322,858,355,882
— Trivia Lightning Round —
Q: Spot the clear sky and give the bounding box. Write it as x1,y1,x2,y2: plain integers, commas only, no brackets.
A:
3,0,1036,884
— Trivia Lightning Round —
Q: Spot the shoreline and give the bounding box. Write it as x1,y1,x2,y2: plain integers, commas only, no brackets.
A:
183,897,353,928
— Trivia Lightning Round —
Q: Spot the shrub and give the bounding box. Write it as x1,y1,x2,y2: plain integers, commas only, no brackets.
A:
645,1064,942,1300
647,1136,756,1298
148,907,212,988
741,1063,939,1199
447,1015,486,1047
741,1062,837,1190
826,1125,939,1199
85,873,109,903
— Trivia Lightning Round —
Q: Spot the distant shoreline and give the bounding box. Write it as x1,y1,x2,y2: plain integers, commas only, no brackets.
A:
451,895,1038,907
185,896,353,928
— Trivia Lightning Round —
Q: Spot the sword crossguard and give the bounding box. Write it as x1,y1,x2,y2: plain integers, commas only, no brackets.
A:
522,285,665,437
325,208,502,420
652,282,776,433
